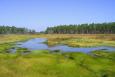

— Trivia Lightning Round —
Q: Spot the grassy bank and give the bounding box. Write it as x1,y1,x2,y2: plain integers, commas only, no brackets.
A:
0,34,38,44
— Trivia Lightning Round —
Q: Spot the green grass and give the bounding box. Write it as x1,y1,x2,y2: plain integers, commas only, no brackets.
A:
0,43,14,53
0,50,115,77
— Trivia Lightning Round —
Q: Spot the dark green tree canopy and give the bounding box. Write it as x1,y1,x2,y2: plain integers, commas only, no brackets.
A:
45,22,115,34
0,26,36,34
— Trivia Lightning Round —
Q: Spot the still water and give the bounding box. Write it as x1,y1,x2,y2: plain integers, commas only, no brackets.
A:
15,38,115,53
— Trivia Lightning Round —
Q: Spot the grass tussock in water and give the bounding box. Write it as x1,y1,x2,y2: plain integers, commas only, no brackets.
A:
0,43,14,53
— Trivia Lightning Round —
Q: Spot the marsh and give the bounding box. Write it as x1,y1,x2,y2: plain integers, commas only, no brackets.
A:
11,38,115,53
0,34,115,77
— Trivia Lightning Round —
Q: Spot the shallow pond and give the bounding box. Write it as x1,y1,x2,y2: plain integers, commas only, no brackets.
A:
12,38,115,53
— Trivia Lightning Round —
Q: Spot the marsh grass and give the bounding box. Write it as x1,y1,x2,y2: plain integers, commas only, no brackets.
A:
0,34,115,77
0,43,14,53
16,48,31,55
61,38,115,47
43,34,115,47
0,51,115,77
0,34,115,47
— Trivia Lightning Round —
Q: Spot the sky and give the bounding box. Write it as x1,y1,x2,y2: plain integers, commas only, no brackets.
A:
0,0,115,31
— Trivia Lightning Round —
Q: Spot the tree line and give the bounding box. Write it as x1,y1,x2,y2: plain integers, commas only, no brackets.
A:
0,26,36,34
45,22,115,34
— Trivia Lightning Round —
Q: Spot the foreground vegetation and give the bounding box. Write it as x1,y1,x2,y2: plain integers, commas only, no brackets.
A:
0,50,115,77
0,34,115,77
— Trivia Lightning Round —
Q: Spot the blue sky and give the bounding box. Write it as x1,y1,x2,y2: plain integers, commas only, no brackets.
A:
0,0,115,31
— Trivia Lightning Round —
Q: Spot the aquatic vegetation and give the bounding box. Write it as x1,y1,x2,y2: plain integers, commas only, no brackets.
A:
91,50,115,60
0,43,14,53
16,48,31,54
31,50,49,54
